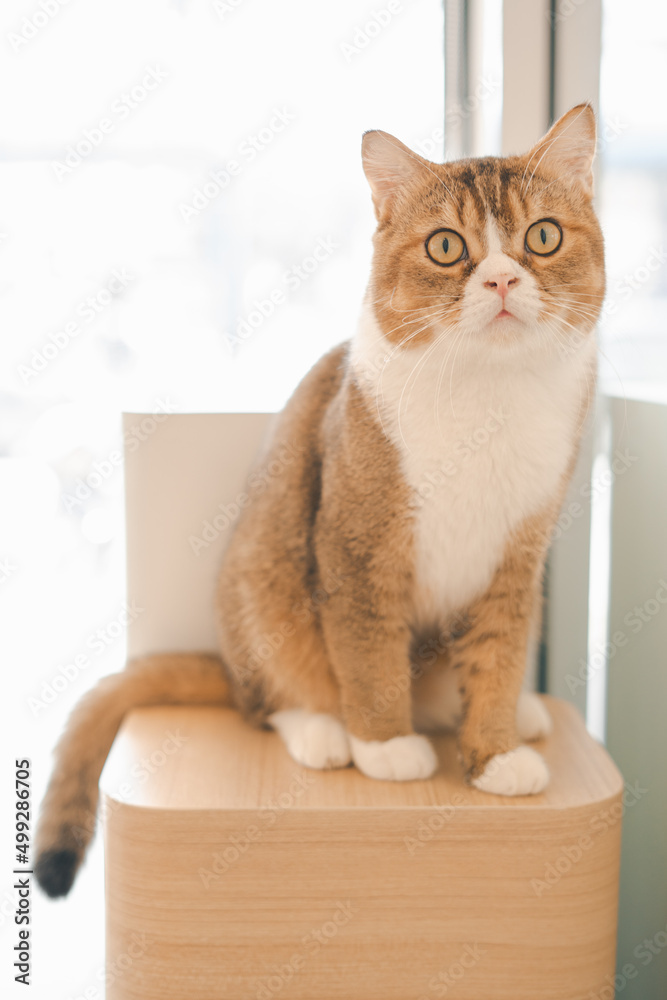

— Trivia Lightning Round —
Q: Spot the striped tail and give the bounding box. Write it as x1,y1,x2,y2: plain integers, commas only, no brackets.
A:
35,653,230,898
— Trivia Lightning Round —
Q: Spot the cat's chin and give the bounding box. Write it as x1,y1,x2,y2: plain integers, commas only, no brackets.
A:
481,315,529,346
488,315,525,333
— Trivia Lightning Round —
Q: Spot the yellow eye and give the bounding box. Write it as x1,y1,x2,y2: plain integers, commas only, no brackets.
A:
525,219,562,255
425,229,466,266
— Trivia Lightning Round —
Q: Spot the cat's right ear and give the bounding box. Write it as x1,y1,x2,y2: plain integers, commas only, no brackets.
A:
525,103,597,196
362,131,425,220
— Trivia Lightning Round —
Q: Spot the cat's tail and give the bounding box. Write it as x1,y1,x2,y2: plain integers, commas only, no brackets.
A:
34,652,230,899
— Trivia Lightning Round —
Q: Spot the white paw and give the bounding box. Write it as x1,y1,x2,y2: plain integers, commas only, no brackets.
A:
349,733,438,781
472,746,549,796
268,710,351,769
516,691,552,741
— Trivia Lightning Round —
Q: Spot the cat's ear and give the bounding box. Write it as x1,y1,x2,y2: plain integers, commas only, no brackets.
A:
526,104,597,196
362,130,426,218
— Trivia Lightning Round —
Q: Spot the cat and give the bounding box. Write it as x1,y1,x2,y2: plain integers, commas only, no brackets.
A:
35,104,605,899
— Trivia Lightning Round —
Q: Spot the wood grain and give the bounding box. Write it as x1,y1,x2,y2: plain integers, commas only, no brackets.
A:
101,696,623,999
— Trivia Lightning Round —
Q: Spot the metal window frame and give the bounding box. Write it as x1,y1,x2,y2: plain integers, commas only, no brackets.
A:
502,0,605,709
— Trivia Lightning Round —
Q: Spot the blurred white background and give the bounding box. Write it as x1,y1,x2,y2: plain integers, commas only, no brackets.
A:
598,0,667,399
1,0,665,997
1,2,449,997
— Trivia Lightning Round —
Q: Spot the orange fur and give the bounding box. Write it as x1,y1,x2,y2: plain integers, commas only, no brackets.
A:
36,105,605,897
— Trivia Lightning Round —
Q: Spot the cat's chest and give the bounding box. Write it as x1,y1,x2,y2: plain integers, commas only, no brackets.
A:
379,365,583,625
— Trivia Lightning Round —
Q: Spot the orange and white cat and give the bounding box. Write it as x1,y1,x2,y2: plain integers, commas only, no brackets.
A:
35,105,605,898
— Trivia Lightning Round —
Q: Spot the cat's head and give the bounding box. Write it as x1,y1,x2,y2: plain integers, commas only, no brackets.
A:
361,105,605,363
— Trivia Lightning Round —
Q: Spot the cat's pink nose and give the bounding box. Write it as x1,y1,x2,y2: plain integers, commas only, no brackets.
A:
484,275,519,300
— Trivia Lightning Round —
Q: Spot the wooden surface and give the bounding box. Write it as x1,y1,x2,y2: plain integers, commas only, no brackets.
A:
101,697,623,1000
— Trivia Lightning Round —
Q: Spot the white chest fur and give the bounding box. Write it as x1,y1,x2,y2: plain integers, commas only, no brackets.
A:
351,305,594,627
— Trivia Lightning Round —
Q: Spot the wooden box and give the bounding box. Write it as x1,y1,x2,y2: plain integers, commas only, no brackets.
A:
100,696,623,999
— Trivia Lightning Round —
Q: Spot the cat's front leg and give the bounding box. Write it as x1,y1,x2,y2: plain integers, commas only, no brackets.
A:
320,583,438,782
315,380,439,782
454,516,552,796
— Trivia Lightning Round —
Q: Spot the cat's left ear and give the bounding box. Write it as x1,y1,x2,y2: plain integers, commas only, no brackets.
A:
362,130,426,219
526,103,597,196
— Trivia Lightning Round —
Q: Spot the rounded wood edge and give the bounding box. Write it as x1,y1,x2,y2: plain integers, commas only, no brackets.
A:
99,696,625,816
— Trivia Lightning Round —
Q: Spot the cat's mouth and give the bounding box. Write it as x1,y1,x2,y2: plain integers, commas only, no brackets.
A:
487,307,528,335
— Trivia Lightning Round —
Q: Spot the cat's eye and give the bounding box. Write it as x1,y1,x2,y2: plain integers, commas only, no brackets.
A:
525,219,562,256
425,229,466,266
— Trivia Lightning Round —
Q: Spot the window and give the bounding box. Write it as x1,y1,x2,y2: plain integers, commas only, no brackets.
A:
1,3,447,992
598,0,667,397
